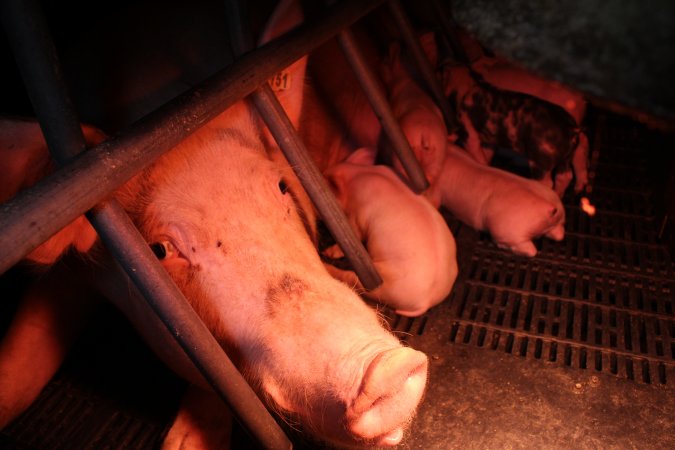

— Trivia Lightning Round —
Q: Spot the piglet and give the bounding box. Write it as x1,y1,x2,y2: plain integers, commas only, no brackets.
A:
470,55,590,193
431,144,565,257
441,63,581,196
324,147,457,316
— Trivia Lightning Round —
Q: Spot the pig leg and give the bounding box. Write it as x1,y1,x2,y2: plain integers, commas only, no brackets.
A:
162,385,232,450
572,132,590,193
0,272,94,428
553,167,574,197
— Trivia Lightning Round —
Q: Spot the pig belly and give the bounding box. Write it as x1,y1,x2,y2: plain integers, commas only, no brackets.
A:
435,145,565,257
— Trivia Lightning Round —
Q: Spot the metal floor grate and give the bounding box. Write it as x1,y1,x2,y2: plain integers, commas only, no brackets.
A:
387,113,675,388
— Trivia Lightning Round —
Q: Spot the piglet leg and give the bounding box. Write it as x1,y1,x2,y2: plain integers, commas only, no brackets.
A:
572,132,590,193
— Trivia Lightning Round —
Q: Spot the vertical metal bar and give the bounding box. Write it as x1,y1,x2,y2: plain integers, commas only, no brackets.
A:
1,1,291,449
336,28,429,193
251,85,383,290
387,0,456,131
225,0,383,290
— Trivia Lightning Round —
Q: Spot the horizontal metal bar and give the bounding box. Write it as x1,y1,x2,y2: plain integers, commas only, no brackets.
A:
388,0,456,130
337,27,429,193
0,0,388,275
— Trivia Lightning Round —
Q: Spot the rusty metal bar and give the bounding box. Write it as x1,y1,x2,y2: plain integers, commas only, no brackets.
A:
225,0,383,290
1,1,291,448
336,27,429,193
0,0,388,275
387,0,455,130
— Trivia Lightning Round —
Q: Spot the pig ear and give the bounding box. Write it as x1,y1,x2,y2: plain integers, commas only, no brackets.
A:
418,32,438,67
345,147,377,166
26,216,98,265
0,119,104,265
258,0,307,129
1,118,55,202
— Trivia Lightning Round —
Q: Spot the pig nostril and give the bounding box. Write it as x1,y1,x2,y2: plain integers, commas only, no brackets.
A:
278,179,289,194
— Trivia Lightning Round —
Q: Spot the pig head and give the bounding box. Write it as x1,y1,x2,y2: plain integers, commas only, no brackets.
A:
110,108,428,447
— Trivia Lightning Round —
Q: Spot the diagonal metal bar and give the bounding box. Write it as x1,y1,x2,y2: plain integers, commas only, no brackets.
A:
336,27,429,193
225,0,383,290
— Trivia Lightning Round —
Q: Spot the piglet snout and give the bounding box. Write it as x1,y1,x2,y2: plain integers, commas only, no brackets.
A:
347,347,428,445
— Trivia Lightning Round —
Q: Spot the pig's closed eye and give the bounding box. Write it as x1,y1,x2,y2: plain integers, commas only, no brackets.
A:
150,241,179,260
278,179,289,194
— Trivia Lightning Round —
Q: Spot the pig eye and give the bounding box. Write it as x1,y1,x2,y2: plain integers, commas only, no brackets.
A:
149,241,178,260
278,179,289,194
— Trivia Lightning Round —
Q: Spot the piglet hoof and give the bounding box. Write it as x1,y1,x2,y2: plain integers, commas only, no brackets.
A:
347,348,428,446
545,224,566,242
507,241,538,257
395,306,431,318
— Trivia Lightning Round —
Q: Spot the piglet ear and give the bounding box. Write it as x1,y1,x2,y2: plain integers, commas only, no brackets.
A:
0,118,104,265
258,0,307,130
26,216,98,264
344,146,377,166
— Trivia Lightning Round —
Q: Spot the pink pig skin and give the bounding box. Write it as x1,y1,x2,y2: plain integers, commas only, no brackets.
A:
431,144,565,257
324,148,458,316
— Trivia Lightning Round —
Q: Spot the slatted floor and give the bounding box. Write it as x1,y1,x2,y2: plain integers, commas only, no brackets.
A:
1,111,674,449
385,111,675,449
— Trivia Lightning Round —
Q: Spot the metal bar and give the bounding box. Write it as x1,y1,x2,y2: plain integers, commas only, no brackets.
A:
2,1,291,448
0,0,388,275
428,0,470,64
252,85,383,290
225,0,382,290
336,28,429,193
87,203,293,450
387,0,456,130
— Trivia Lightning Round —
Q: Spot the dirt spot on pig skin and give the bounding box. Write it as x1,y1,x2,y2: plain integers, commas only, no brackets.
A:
265,274,309,315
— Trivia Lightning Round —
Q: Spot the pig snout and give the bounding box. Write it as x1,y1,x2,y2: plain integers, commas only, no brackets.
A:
253,274,429,448
347,347,428,445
